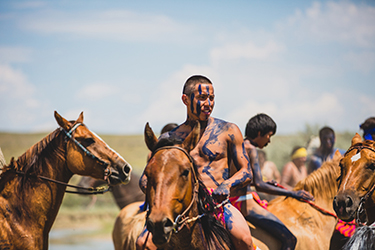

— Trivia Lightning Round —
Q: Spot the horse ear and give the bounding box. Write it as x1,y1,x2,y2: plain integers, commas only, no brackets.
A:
351,133,362,145
77,111,84,123
333,149,342,161
144,122,158,151
182,121,200,153
54,111,71,131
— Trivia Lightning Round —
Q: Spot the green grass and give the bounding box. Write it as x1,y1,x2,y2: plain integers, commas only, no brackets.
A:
0,129,357,236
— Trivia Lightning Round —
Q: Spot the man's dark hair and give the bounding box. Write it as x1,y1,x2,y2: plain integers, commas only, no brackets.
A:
360,117,375,131
160,123,178,134
182,75,212,96
245,113,277,140
360,117,375,140
319,126,335,139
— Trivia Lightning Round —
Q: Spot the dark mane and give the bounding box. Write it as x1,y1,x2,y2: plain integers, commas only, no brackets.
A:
150,137,232,249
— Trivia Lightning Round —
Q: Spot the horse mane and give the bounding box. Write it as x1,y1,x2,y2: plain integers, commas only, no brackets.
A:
343,225,375,250
294,157,340,201
151,136,233,249
1,128,65,190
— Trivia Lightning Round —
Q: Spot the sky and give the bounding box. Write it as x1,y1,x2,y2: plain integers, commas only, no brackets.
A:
1,0,374,136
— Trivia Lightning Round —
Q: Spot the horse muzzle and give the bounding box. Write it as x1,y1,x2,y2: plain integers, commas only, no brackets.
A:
333,191,359,222
146,216,174,248
107,162,132,185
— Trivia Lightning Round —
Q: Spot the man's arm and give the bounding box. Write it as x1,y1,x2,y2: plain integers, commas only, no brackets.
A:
249,145,314,201
212,124,252,201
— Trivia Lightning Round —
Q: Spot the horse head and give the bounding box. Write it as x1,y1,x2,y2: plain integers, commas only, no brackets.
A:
333,133,375,224
144,121,200,248
54,111,132,185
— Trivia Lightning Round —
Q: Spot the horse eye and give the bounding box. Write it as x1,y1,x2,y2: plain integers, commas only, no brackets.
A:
82,138,95,147
181,169,190,177
368,163,375,171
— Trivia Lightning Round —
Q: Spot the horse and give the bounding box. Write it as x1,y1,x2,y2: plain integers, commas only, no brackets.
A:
113,139,343,250
333,133,375,250
0,111,132,250
113,122,232,250
77,172,144,209
251,150,342,250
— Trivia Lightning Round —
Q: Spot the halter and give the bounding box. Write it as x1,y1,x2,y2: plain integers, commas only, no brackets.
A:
148,145,229,233
148,146,200,233
5,123,113,195
343,144,375,225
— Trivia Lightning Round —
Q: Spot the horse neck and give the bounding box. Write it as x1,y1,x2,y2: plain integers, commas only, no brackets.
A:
3,130,73,232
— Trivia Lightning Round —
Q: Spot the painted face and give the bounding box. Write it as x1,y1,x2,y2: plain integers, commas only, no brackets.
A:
257,131,273,149
187,83,215,121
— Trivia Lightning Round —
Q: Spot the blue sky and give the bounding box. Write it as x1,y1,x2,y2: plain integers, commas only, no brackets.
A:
1,0,374,135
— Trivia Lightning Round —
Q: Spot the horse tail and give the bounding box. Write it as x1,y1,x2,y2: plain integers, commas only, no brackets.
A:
343,225,375,250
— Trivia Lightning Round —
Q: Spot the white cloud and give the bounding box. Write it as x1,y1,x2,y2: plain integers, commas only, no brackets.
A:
210,40,285,63
20,9,192,42
77,83,117,99
0,47,32,64
282,1,375,48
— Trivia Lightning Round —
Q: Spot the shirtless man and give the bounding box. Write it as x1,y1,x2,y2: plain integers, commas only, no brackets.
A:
137,75,254,250
280,146,308,190
243,113,314,250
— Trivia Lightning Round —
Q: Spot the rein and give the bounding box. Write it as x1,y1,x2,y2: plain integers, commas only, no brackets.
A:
148,145,228,234
344,144,375,225
272,182,338,218
1,123,112,195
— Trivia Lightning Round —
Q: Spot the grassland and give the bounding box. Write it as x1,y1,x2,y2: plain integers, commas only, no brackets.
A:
0,129,356,242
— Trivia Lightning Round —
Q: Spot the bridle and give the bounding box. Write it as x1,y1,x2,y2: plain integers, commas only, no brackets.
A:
147,146,200,233
341,144,375,225
147,145,228,234
3,123,113,195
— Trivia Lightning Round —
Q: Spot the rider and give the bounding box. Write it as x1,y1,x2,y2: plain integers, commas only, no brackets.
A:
308,126,345,174
360,117,375,141
242,113,314,250
280,146,308,190
137,75,254,250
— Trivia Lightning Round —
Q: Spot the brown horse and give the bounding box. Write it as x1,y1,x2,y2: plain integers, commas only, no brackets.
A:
0,111,132,250
251,150,342,250
113,122,232,250
77,172,144,209
333,133,375,249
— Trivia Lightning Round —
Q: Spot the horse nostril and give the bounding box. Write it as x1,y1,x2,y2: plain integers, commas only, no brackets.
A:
346,196,353,207
163,218,174,234
123,164,132,175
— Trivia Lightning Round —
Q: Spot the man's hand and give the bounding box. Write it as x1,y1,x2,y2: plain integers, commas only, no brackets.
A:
212,183,230,203
291,190,314,201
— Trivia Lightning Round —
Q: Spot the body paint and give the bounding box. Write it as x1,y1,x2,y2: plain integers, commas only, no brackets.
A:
224,204,234,230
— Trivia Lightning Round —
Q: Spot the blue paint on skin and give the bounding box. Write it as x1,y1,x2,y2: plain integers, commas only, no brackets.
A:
190,93,195,114
202,166,220,186
222,168,229,179
224,204,234,230
231,171,252,187
200,119,231,185
196,100,201,117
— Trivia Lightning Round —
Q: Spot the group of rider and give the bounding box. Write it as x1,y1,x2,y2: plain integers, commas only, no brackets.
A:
136,75,375,250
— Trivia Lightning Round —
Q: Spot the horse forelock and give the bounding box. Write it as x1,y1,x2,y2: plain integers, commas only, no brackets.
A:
295,158,340,200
